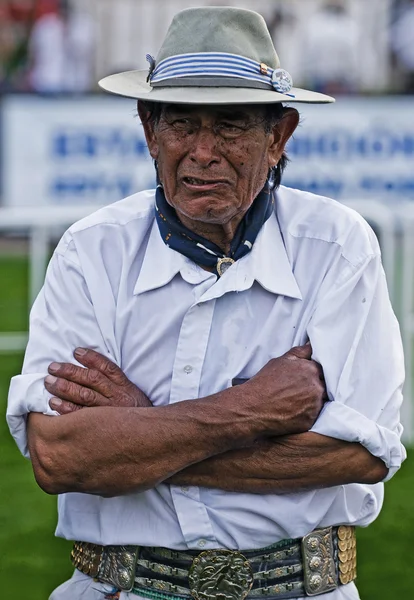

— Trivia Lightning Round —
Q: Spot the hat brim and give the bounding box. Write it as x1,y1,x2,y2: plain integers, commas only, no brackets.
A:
99,70,335,104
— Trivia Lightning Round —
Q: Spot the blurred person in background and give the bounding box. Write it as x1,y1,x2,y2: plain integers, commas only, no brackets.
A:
390,0,414,93
28,0,95,93
266,4,302,86
64,0,95,92
0,1,12,88
0,0,35,91
301,0,360,95
28,0,65,92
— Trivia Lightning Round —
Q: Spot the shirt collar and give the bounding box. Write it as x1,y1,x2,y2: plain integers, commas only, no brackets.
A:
134,208,302,301
133,219,214,295
244,208,302,299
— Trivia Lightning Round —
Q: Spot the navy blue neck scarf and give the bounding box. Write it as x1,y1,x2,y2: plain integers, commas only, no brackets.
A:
155,179,275,276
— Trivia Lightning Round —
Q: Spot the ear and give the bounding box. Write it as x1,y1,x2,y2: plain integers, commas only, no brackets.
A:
267,107,299,168
137,101,159,160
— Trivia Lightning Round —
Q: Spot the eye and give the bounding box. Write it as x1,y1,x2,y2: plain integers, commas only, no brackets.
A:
216,121,246,138
170,118,197,133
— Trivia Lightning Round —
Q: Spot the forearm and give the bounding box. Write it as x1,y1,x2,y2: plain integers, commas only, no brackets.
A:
26,345,329,497
167,432,388,493
27,390,259,497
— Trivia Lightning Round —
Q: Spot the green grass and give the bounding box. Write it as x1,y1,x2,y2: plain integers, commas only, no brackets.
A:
0,353,73,599
0,256,29,331
0,255,413,598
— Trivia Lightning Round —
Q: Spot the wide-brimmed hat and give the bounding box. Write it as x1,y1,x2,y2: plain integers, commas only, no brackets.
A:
99,6,334,105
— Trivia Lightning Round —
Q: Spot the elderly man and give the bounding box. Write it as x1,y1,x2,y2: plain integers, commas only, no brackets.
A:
7,6,405,600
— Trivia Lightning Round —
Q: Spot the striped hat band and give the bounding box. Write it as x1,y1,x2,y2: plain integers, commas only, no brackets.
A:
147,52,294,97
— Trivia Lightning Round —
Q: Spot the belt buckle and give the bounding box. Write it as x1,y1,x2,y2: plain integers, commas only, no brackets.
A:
302,527,338,596
189,549,254,600
98,545,139,592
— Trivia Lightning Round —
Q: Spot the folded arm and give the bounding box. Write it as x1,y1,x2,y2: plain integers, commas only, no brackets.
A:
9,225,406,498
166,432,388,493
30,345,387,496
27,343,326,496
8,243,328,497
27,393,254,497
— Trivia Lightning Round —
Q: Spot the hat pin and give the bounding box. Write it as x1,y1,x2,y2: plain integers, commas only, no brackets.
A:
271,68,293,94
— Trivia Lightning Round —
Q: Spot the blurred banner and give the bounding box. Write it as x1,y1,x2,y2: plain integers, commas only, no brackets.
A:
284,97,414,202
1,95,414,206
1,94,154,207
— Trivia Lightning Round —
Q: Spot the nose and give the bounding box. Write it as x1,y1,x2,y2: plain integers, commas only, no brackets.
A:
189,126,221,167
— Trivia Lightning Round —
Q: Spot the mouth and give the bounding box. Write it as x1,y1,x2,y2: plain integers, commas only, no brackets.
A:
182,177,228,190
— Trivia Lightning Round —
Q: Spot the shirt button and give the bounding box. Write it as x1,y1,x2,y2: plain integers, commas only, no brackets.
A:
198,539,206,548
184,365,193,374
181,486,189,492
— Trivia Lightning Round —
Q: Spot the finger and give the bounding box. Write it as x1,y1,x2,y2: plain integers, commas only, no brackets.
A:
48,361,113,397
45,374,109,407
49,397,83,415
306,359,327,389
317,364,325,382
285,342,313,361
309,359,325,381
73,348,131,387
318,371,329,400
311,362,329,400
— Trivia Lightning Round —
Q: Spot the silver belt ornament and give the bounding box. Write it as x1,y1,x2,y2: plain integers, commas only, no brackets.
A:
189,549,254,600
71,543,139,591
71,526,357,596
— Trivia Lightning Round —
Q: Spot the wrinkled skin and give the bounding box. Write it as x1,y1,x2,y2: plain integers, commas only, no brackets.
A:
45,344,326,435
138,102,299,252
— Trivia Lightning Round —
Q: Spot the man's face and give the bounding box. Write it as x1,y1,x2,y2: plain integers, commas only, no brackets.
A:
141,104,297,227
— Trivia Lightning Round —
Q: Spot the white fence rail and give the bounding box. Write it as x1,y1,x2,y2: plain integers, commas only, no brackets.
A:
0,201,412,441
0,205,101,352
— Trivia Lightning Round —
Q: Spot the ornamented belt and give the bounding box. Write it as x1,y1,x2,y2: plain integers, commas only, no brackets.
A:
71,525,357,600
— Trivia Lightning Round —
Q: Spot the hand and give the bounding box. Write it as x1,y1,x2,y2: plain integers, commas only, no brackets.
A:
45,348,151,414
242,343,327,437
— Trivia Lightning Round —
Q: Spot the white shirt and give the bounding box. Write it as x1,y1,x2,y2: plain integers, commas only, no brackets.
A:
7,186,405,598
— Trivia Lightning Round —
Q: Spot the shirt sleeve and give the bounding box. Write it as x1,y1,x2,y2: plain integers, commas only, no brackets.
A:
6,233,116,459
308,249,406,481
